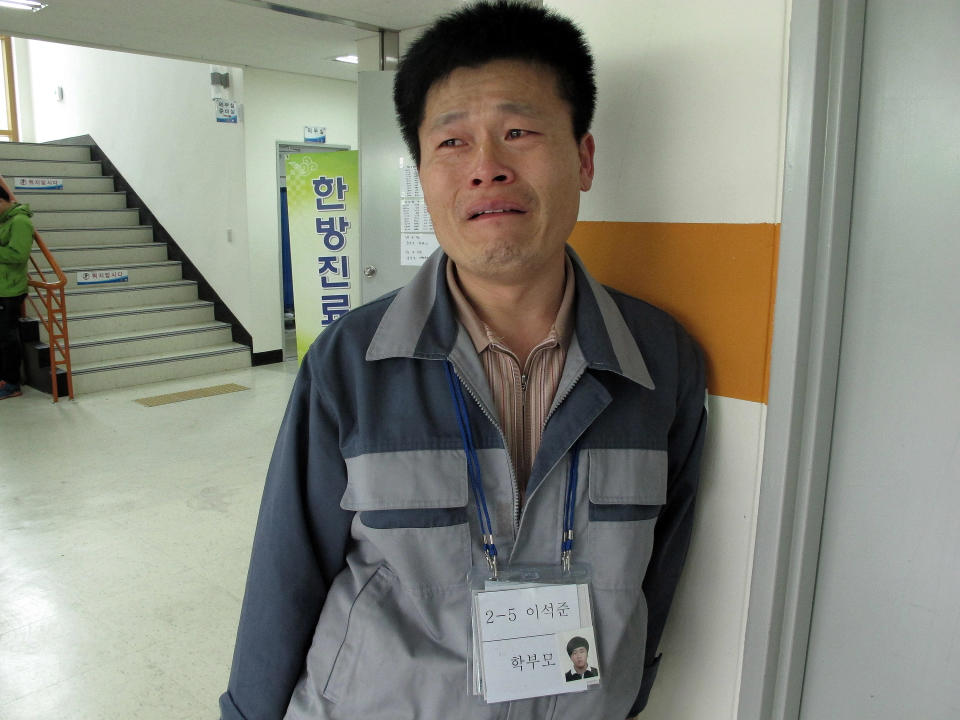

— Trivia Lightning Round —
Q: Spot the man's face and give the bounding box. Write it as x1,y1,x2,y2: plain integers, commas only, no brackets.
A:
570,646,588,672
417,59,595,287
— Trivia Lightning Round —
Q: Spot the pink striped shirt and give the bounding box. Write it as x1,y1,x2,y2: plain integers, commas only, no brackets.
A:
446,257,575,500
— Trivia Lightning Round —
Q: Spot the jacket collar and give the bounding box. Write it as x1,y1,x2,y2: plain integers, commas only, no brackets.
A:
366,246,654,390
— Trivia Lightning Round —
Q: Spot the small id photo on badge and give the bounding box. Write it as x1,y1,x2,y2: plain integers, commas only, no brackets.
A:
559,628,600,684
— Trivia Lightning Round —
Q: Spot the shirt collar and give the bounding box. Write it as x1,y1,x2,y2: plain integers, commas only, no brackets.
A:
445,255,576,355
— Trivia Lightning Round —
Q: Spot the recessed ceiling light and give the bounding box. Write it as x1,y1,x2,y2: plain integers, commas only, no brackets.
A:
334,55,359,65
0,0,47,11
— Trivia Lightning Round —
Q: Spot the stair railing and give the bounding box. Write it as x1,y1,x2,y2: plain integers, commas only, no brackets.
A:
25,229,74,401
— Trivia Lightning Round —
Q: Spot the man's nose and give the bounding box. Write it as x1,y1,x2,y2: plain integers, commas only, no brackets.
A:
471,141,515,186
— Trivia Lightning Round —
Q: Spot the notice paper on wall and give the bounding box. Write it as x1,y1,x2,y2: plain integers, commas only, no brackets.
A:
304,126,326,143
401,199,435,233
215,99,239,123
399,158,438,266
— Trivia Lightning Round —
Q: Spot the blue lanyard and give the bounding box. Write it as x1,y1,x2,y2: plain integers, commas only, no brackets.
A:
562,441,581,573
445,361,581,577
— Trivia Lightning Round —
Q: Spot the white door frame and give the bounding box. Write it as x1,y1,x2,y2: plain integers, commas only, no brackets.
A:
737,2,866,719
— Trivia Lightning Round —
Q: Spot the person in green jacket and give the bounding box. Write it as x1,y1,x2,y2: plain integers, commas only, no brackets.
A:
0,181,35,400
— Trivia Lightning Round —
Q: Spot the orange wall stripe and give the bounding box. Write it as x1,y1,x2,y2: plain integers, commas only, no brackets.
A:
569,221,779,403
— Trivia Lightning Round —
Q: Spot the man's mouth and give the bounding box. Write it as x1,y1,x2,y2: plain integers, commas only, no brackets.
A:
467,207,526,220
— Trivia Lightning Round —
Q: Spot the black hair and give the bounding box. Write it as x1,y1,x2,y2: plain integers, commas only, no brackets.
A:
0,184,9,202
566,636,589,656
393,1,596,165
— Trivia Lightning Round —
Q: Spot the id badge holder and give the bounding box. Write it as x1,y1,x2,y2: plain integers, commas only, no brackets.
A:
469,563,602,704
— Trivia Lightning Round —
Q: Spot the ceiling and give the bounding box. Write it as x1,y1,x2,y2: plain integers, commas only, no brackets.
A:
0,0,467,81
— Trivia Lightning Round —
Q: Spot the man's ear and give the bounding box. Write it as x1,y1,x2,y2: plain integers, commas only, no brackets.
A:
578,133,596,191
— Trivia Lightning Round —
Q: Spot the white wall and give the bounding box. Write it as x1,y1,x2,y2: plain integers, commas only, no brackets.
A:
546,0,790,717
22,41,254,334
568,1,786,224
241,67,357,352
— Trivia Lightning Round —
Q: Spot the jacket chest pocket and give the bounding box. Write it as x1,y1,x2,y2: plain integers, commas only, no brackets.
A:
342,450,472,591
584,448,667,590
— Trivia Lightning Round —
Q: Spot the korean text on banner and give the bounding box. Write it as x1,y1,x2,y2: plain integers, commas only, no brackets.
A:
285,151,360,361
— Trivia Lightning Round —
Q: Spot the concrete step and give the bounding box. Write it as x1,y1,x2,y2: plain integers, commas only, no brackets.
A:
31,260,182,289
32,208,141,229
70,343,252,394
33,243,168,269
12,176,115,193
64,280,198,313
0,159,103,177
64,322,234,365
17,192,127,211
0,142,91,161
37,226,154,247
34,300,217,340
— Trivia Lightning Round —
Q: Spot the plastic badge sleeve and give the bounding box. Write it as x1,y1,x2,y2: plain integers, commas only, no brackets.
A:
468,563,601,704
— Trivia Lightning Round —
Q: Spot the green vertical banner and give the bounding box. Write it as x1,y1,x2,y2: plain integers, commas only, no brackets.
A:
285,151,360,361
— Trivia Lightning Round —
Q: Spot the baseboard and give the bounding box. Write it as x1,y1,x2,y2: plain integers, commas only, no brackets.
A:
252,349,284,366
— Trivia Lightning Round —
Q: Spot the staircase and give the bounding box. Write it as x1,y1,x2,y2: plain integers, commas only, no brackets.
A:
0,141,251,395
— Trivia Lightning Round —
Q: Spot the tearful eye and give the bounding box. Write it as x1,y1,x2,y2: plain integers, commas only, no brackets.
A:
507,129,527,139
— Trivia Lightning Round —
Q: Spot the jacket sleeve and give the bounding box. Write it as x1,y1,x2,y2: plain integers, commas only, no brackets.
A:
629,327,708,716
220,351,355,720
0,216,34,264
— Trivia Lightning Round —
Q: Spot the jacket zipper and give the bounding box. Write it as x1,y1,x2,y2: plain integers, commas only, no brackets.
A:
450,360,587,538
543,365,585,429
449,363,522,532
516,363,588,534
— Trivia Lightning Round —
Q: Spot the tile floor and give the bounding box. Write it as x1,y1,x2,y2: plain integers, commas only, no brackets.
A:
0,359,299,718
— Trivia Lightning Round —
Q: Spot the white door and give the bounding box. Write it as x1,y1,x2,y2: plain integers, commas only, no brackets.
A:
798,1,960,718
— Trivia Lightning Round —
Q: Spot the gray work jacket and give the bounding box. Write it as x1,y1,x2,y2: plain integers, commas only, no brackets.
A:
220,247,707,720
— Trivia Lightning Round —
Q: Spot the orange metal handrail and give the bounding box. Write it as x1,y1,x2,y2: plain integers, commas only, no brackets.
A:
25,230,75,401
